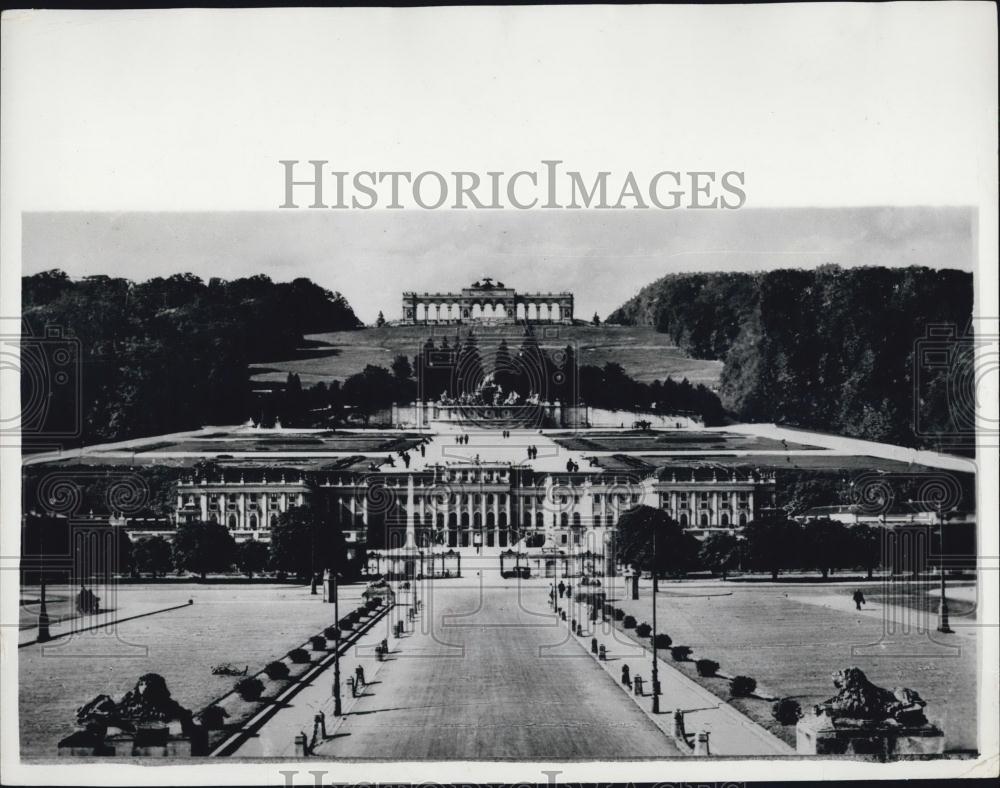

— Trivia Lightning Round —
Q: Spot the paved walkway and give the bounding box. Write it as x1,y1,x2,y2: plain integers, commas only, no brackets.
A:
405,428,587,474
230,600,406,756
554,592,794,756
253,579,682,759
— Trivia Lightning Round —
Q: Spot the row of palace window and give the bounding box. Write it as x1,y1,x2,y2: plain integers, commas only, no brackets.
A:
206,507,748,532
196,493,293,511
661,491,751,505
209,512,281,530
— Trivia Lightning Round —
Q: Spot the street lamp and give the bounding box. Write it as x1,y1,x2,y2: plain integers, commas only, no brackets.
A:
651,524,660,714
37,577,51,643
908,498,954,635
936,504,953,634
331,570,342,716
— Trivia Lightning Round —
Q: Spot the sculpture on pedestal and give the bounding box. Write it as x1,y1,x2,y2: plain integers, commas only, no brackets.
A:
796,667,943,759
59,673,204,756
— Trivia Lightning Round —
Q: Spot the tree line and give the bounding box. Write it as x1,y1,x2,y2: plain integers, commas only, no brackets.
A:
607,265,974,450
616,505,975,582
22,505,357,583
22,270,361,444
266,328,725,426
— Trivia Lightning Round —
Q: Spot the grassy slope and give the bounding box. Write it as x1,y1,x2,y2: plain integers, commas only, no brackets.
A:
250,324,722,387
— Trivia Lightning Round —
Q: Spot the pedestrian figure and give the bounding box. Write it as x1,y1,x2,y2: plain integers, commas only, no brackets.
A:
566,584,572,599
621,664,631,687
355,664,366,687
558,580,566,598
420,444,425,457
853,589,866,610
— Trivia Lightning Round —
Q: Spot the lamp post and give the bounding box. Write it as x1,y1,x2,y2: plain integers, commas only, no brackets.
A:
908,498,954,635
331,571,342,716
936,504,953,634
651,524,660,714
37,577,51,643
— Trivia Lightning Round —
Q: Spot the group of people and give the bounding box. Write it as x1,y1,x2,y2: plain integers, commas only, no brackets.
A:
565,459,580,472
526,445,539,459
454,434,470,445
555,580,573,599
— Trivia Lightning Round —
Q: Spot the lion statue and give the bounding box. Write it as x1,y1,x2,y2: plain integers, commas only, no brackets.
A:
76,673,195,735
814,667,928,726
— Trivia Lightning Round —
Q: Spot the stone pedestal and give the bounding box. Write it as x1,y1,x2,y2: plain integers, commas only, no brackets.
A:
796,712,945,760
59,722,197,757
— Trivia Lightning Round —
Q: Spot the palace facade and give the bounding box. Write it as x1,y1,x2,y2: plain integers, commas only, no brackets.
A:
401,277,574,324
175,461,777,562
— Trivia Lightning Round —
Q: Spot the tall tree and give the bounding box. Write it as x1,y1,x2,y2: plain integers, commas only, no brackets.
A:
615,505,700,586
743,516,803,580
172,521,236,580
493,339,515,394
269,505,348,581
802,519,852,579
455,330,484,395
699,532,741,580
236,539,270,580
132,536,173,579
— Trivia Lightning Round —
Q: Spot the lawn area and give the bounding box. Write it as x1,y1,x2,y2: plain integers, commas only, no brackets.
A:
132,432,422,454
18,582,371,758
250,325,723,386
550,430,822,453
605,580,977,753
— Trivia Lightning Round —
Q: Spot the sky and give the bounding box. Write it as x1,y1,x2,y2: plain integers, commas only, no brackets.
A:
22,207,975,324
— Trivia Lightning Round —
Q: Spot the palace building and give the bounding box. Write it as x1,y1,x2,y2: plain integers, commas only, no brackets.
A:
174,459,776,572
401,277,574,324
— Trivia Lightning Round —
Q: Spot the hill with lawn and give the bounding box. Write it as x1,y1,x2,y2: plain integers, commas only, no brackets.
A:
249,324,722,388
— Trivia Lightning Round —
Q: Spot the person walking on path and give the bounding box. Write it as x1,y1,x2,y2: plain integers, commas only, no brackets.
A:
558,581,566,598
621,664,631,688
355,664,366,688
852,589,866,610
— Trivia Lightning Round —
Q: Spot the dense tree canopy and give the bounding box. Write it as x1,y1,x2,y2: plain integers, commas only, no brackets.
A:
608,265,973,449
21,270,360,443
172,521,237,579
615,505,701,580
132,536,173,578
268,504,349,580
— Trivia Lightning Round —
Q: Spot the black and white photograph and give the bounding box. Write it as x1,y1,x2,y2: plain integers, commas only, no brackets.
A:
1,5,997,786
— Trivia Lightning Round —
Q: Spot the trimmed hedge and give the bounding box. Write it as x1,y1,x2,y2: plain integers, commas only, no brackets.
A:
310,635,326,650
635,622,652,638
652,633,673,650
670,646,692,662
696,659,720,677
235,677,264,701
324,625,340,640
623,615,637,629
199,705,229,729
288,648,310,664
613,608,625,621
264,660,290,680
730,675,757,697
772,697,803,725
